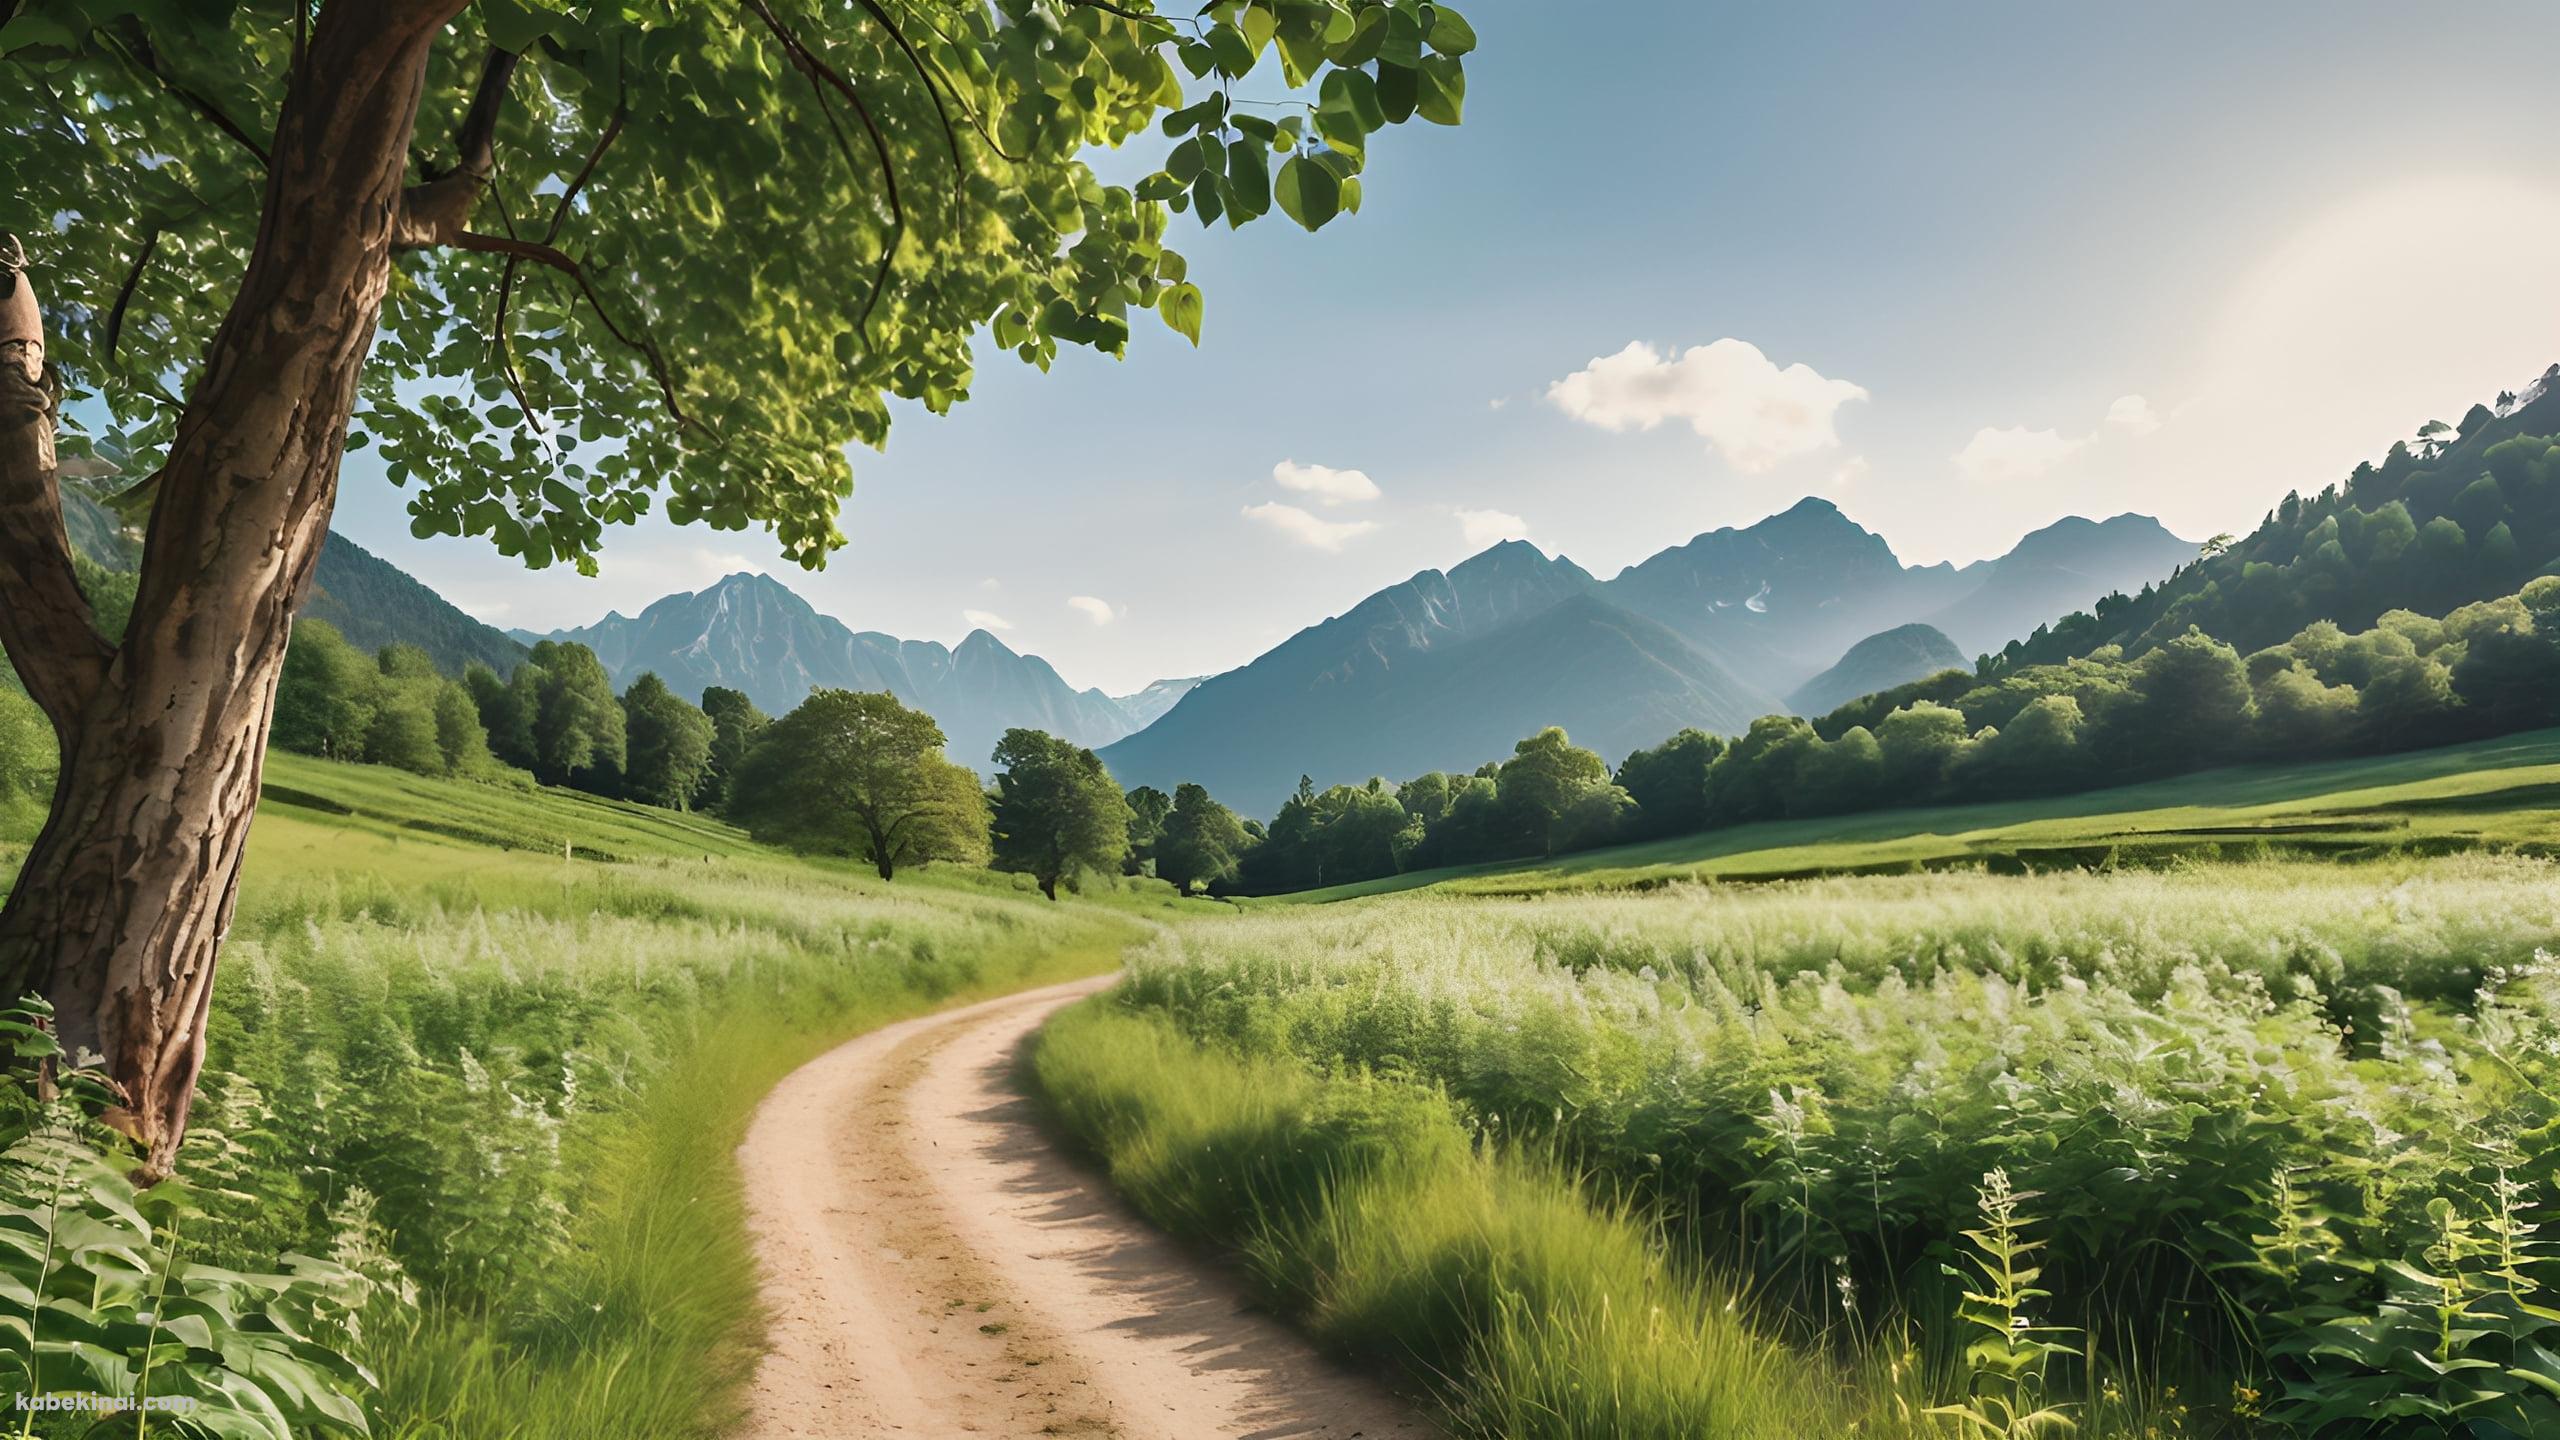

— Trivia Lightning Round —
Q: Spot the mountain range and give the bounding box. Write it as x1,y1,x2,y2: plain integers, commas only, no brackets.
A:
1099,500,2196,811
520,572,1155,766
62,480,2197,815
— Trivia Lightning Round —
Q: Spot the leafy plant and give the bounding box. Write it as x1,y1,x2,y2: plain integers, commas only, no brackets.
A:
1928,1169,2080,1438
0,995,379,1436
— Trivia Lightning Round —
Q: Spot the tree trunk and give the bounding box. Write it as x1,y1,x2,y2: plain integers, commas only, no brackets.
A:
1037,873,1058,901
0,0,462,1179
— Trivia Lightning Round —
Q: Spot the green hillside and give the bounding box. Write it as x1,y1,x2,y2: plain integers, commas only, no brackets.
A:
2001,371,2560,670
1275,725,2560,901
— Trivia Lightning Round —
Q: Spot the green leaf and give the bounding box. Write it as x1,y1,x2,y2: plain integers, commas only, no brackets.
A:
1426,5,1477,55
1227,139,1272,221
1160,283,1204,345
1415,54,1464,125
1376,61,1419,124
1275,155,1341,231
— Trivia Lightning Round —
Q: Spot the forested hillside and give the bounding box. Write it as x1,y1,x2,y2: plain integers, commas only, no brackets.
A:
2001,368,2560,670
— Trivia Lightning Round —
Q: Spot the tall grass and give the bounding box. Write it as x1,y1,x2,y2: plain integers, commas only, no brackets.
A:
5,755,1147,1436
1035,1003,2205,1439
1076,855,2560,1435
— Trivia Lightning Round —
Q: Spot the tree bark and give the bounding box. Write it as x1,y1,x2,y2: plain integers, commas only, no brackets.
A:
0,0,466,1178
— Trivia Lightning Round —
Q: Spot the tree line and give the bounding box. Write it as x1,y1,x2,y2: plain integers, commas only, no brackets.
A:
1157,573,2560,895
2003,411,2558,672
214,565,2560,902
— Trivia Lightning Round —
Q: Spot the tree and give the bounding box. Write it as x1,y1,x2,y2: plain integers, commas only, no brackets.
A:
1124,785,1174,875
1796,726,1883,814
1155,782,1250,894
619,673,716,809
729,690,987,879
990,729,1132,900
521,640,626,790
1498,727,1608,854
1876,702,1969,801
1614,728,1722,839
271,620,377,761
1706,715,1819,824
2254,664,2359,755
431,680,492,777
2099,630,2251,775
0,0,1472,1172
696,686,769,812
364,689,446,774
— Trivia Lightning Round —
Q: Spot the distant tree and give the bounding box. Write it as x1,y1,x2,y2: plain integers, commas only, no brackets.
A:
732,690,988,879
1499,727,1610,853
1797,726,1884,814
2198,533,2236,559
2359,653,2458,749
696,687,770,813
1553,783,1637,852
465,660,537,772
521,641,627,790
990,729,1133,900
1960,696,2083,795
363,691,445,775
1396,771,1457,830
1124,785,1174,876
272,620,377,761
1706,715,1820,824
431,681,493,777
622,674,717,810
376,642,440,681
1318,781,1413,879
1155,783,1251,894
1876,702,1971,800
2101,630,2252,774
1615,729,1723,838
2254,665,2359,755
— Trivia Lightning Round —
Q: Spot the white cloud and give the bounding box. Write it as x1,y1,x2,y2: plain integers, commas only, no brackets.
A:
459,598,513,621
1831,456,1871,489
1067,595,1119,625
1545,338,1868,472
1453,507,1531,548
977,576,1004,592
1488,396,1509,411
1272,459,1382,507
1242,502,1379,552
2106,394,2162,436
961,608,1013,631
692,549,765,578
1952,425,2086,485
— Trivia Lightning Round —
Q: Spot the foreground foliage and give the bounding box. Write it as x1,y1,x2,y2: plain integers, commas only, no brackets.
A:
1079,857,2560,1435
4,756,1140,1433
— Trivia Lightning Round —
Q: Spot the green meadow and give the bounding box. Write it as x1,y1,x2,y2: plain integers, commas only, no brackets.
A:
2,753,1167,1440
1273,725,2560,901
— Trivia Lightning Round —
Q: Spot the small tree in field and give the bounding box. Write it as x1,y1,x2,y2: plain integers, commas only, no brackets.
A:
990,728,1131,900
0,0,1471,1173
729,689,986,878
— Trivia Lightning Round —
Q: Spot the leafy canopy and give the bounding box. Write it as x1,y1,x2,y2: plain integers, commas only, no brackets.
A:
1,0,1472,570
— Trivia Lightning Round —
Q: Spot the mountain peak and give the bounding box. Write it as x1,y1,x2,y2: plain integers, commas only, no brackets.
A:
956,627,1018,657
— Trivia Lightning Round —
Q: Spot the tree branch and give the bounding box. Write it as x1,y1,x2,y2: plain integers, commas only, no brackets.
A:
451,230,691,426
394,47,520,248
742,0,905,354
101,21,272,167
850,0,965,209
0,248,112,728
101,227,160,369
487,101,628,434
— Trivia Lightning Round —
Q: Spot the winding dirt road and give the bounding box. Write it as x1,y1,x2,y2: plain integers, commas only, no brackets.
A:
736,973,1434,1439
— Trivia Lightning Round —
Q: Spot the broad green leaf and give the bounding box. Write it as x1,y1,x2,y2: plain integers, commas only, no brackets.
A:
1159,283,1204,344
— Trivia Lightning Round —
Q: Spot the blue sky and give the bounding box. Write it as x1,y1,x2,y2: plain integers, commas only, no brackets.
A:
334,1,2560,694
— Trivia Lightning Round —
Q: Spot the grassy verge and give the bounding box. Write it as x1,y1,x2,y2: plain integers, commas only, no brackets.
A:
4,753,1152,1438
1032,1002,2150,1440
377,929,1131,1440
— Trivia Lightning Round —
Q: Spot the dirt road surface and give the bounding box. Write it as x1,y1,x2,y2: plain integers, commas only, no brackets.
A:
736,973,1435,1439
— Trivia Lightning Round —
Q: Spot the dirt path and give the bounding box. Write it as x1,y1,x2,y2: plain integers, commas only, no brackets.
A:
736,973,1435,1440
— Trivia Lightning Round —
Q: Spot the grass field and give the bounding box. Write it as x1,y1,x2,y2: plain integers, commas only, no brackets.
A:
1041,850,2560,1437
3,753,1176,1439
1277,727,2560,901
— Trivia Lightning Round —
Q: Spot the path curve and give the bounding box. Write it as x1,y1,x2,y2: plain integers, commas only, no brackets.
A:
736,973,1434,1439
